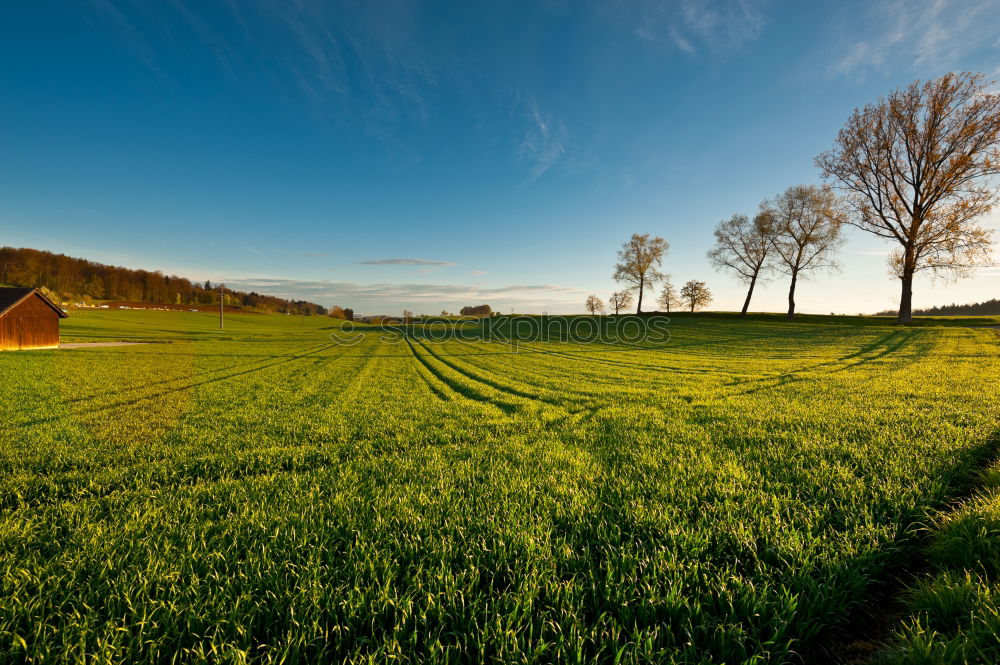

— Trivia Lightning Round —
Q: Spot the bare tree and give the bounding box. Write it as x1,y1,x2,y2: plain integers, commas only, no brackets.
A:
608,290,633,315
765,185,847,319
657,276,681,313
707,211,776,316
816,73,1000,324
613,233,669,313
680,280,712,312
585,294,605,315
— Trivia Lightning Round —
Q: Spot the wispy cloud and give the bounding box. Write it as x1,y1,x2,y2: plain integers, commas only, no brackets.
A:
251,1,435,142
470,270,486,275
360,258,456,266
518,99,568,181
88,0,160,72
222,277,587,308
667,26,695,55
90,0,435,144
832,0,999,76
629,0,766,55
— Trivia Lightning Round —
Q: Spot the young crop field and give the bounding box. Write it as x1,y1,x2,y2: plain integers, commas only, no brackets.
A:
2,310,999,663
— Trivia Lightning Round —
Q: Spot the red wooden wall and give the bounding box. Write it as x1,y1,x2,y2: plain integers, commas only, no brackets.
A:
0,294,62,350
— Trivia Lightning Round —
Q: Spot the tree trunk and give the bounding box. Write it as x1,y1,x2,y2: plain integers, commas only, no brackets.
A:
897,269,914,325
786,271,797,320
740,273,758,317
636,279,644,314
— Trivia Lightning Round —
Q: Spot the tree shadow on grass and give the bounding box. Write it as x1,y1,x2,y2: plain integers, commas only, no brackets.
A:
723,329,935,398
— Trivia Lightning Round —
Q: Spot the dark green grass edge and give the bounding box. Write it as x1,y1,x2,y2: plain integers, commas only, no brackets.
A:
836,433,1000,664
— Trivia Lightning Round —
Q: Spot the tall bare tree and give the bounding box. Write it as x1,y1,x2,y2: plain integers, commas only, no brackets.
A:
608,290,633,315
816,73,1000,324
585,294,605,315
657,276,680,313
765,185,846,319
613,233,669,313
680,280,712,312
707,211,776,317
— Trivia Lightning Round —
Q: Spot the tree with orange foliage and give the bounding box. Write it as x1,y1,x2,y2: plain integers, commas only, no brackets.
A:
585,294,605,315
816,72,1000,324
608,290,633,315
612,233,669,314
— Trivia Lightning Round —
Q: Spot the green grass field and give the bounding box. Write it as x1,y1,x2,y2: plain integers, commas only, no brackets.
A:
2,310,999,663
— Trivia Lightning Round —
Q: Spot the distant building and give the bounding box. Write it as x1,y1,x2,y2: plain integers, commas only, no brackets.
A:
0,288,68,350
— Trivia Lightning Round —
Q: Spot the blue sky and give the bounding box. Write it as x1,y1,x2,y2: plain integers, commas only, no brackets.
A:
2,0,998,315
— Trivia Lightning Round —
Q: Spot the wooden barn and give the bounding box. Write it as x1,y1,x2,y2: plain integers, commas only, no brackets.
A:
0,288,68,351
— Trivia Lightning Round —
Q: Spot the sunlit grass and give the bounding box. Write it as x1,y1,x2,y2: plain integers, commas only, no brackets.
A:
879,461,1000,665
1,311,998,663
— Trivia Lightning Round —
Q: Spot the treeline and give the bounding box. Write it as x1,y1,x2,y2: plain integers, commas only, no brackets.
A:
0,247,328,315
460,304,493,316
875,299,1000,317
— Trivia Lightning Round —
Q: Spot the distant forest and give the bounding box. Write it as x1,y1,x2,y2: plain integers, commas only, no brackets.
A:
875,299,1000,317
0,247,328,315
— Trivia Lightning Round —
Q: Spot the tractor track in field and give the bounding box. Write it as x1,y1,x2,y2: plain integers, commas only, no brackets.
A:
451,348,612,399
324,345,387,412
283,352,379,410
403,336,521,414
0,445,360,513
402,336,454,402
419,335,608,401
14,343,340,429
505,337,725,377
408,337,606,426
57,341,336,405
406,336,596,424
410,336,570,411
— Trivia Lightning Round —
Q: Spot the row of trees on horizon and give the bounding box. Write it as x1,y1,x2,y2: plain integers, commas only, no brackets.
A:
591,72,1000,323
0,246,328,316
586,278,711,315
875,298,1000,318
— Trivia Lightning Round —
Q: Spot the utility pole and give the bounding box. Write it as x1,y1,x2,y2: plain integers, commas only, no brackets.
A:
219,283,224,330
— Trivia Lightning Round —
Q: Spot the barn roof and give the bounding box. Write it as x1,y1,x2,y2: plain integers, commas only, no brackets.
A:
0,288,69,318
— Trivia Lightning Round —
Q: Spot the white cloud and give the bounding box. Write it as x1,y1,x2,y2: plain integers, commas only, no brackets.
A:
222,278,588,309
360,258,456,266
92,0,434,144
832,0,999,76
628,0,766,55
88,0,160,72
667,26,695,55
517,100,568,181
833,42,882,76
